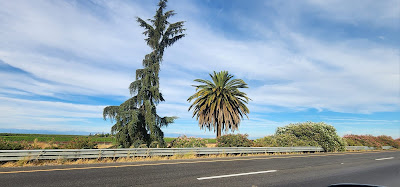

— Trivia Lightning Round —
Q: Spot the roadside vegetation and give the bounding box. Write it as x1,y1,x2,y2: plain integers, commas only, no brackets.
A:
168,136,208,148
343,134,400,149
0,133,113,143
0,136,98,150
0,151,317,168
1,122,399,150
254,122,346,152
217,134,252,147
0,134,214,150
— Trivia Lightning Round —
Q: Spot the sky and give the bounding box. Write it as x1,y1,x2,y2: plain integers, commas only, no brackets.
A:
0,0,399,139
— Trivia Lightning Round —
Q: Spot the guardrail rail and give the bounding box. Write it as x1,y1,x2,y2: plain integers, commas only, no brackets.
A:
345,146,393,151
0,146,393,162
0,147,323,162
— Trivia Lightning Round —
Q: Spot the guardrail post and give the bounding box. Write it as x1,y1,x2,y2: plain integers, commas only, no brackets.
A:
98,150,102,160
36,150,45,161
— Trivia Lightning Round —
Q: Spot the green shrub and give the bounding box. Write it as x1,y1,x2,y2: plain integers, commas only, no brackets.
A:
0,138,24,150
217,134,252,147
275,122,346,152
64,137,97,149
253,135,277,147
149,141,162,148
254,134,318,147
170,135,207,148
129,139,148,148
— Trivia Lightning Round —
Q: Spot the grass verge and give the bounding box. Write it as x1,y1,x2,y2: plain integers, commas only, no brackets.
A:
0,151,324,168
2,149,395,168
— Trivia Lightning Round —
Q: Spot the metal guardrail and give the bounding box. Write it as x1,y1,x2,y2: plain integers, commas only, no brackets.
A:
0,146,393,162
345,146,376,151
0,147,323,162
345,146,393,151
382,146,393,150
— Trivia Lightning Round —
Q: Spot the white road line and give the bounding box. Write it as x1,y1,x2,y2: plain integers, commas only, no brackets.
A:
197,170,277,180
375,157,394,161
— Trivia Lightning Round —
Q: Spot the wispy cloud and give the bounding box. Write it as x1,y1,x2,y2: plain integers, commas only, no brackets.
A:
0,96,108,132
304,0,399,28
0,0,398,137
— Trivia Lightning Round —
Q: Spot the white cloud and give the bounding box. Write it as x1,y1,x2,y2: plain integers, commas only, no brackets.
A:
0,96,110,132
0,0,398,135
0,51,131,96
0,97,104,118
0,0,154,98
164,20,399,113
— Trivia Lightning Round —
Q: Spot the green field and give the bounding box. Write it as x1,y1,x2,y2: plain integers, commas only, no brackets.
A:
0,133,216,144
0,133,114,143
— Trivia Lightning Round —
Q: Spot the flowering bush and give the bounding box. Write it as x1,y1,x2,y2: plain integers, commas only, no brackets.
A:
170,135,207,148
377,135,400,149
217,134,252,147
343,135,399,149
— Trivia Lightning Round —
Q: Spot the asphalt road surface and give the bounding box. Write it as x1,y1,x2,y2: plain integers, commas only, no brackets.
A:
0,151,399,187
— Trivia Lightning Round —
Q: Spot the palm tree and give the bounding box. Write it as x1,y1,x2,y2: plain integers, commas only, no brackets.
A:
188,71,250,138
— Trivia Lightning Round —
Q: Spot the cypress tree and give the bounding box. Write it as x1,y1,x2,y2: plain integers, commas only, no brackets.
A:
103,0,185,148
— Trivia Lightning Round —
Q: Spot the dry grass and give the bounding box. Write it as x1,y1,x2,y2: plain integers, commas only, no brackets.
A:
96,143,113,149
14,139,114,150
4,149,393,168
206,143,216,148
0,151,315,168
32,141,60,149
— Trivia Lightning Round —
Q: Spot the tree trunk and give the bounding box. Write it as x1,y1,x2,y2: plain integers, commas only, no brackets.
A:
216,123,221,138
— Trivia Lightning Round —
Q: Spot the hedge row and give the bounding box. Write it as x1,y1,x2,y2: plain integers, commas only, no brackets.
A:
2,122,398,151
343,134,400,149
217,122,399,152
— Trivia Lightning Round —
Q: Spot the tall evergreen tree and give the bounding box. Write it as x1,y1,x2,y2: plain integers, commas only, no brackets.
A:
103,0,185,148
188,71,250,138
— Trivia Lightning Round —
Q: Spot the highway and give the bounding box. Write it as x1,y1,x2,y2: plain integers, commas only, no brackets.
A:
0,151,399,187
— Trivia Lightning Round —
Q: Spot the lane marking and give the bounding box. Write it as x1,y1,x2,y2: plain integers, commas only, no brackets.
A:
0,151,394,174
375,157,394,161
197,170,277,180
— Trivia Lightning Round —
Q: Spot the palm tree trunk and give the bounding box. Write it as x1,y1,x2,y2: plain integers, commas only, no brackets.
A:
216,123,221,138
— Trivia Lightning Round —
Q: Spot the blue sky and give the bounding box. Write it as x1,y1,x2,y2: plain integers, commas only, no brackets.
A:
0,0,399,139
